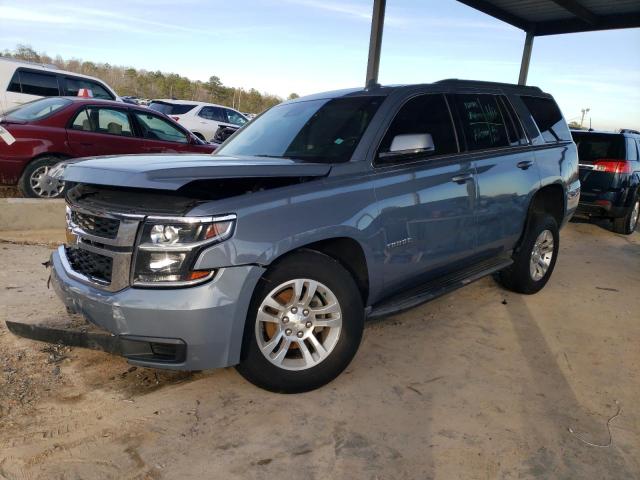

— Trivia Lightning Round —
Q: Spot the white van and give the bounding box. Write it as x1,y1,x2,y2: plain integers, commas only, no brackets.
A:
0,58,120,114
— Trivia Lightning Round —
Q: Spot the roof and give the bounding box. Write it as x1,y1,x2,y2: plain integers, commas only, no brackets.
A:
292,79,549,103
151,99,229,108
456,0,640,36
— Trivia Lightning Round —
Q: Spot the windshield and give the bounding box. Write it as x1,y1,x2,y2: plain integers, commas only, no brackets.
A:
216,96,384,162
148,101,197,115
5,97,72,122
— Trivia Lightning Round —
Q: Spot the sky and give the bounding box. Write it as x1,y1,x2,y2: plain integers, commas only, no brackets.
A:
0,0,638,130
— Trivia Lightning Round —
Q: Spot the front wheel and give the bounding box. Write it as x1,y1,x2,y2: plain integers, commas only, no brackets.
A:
236,250,364,393
612,197,639,235
497,213,559,294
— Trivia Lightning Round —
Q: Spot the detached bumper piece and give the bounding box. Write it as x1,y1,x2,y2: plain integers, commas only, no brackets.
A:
5,320,186,365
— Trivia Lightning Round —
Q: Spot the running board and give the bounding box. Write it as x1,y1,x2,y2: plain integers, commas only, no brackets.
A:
368,256,513,320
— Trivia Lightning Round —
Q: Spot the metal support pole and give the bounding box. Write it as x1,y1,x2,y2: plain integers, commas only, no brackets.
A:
365,0,386,89
518,32,534,85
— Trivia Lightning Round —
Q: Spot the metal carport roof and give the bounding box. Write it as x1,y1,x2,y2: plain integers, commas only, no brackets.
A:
364,0,640,87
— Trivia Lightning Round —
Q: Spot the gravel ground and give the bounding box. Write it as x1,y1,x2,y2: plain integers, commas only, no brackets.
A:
0,221,638,480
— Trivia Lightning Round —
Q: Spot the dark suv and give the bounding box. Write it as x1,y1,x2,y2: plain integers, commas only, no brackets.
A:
8,80,580,393
573,129,640,234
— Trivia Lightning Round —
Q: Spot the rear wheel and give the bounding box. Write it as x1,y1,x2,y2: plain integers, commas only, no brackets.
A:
18,157,66,198
236,250,364,393
497,213,559,294
612,197,639,235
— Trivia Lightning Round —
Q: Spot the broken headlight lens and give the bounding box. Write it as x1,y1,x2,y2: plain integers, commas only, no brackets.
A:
133,215,235,286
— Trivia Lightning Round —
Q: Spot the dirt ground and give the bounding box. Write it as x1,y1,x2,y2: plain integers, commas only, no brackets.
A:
0,221,638,480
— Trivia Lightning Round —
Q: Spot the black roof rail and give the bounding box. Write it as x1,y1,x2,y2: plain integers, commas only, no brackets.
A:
434,78,543,93
620,128,640,135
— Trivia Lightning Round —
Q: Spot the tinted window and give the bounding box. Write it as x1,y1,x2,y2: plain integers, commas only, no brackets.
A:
225,109,248,126
198,106,226,122
5,97,71,121
626,138,638,161
7,71,21,93
18,71,60,96
63,76,113,100
521,96,571,143
455,94,509,151
133,112,188,143
71,107,133,136
572,132,625,164
217,96,383,163
497,96,527,146
378,94,457,160
148,102,196,115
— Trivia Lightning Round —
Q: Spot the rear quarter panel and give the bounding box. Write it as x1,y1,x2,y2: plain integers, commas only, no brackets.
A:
0,125,69,184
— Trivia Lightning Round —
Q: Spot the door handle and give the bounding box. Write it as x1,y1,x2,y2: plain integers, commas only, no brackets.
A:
451,173,473,184
79,142,94,147
517,160,534,170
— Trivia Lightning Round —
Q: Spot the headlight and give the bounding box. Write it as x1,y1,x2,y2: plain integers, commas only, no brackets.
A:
132,215,235,287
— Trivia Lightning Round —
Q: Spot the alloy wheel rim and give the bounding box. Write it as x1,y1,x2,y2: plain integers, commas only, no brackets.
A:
255,278,342,371
30,166,64,198
630,201,639,232
529,229,554,281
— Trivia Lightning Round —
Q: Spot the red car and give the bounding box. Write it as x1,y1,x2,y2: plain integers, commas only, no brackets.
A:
0,97,217,198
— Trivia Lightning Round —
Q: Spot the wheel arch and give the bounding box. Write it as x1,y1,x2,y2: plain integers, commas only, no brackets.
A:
515,183,565,252
267,236,370,305
19,152,71,177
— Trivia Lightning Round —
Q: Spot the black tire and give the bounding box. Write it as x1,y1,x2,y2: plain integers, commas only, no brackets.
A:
612,196,639,235
18,156,67,199
497,213,559,294
236,250,364,393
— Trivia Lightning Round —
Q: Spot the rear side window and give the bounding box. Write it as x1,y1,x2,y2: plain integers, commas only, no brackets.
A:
71,107,133,137
521,96,571,143
15,71,60,96
572,133,625,163
625,138,638,161
7,71,21,93
378,94,458,160
198,106,226,122
148,102,196,115
455,94,509,151
63,76,113,100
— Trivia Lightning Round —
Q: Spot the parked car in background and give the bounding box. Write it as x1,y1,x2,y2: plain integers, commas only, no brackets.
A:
0,97,216,198
14,80,579,393
0,57,120,114
121,96,140,105
573,129,640,234
211,124,239,146
148,99,248,142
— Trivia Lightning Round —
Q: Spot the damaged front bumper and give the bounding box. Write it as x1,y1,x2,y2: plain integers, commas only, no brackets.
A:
7,247,265,371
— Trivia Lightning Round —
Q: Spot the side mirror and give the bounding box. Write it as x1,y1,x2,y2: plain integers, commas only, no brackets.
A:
379,133,435,159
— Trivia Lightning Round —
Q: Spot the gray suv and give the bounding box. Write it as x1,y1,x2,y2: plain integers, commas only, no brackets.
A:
12,80,580,392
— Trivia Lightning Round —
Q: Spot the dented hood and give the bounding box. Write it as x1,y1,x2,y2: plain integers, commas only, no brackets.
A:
58,154,332,190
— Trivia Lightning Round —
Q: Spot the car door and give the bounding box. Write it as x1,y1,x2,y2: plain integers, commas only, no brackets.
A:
372,93,477,294
66,106,142,157
131,110,194,153
452,93,539,257
196,106,229,140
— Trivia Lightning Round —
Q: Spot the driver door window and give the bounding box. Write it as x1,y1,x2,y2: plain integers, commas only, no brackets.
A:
377,94,458,162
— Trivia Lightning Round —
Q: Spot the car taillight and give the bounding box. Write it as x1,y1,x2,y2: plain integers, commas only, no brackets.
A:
171,116,180,121
593,159,632,174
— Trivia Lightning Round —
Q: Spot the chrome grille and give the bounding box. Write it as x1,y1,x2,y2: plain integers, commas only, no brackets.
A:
63,204,144,292
71,211,120,239
65,247,113,283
